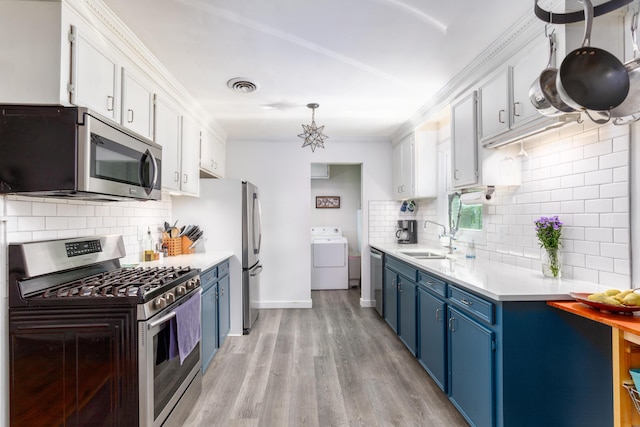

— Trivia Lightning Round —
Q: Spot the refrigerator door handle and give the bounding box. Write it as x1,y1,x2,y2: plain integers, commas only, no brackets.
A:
253,192,262,255
250,264,263,277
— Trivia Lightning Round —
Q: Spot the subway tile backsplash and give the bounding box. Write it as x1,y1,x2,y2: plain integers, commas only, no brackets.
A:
3,194,172,264
370,121,631,287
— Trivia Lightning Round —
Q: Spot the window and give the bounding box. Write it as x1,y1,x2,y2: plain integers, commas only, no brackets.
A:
450,193,482,232
459,204,483,230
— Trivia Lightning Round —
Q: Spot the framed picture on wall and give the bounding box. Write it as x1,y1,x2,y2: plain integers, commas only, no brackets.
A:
316,196,340,208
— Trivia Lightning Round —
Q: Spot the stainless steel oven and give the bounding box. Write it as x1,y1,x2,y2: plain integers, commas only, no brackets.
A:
8,235,202,427
139,290,202,427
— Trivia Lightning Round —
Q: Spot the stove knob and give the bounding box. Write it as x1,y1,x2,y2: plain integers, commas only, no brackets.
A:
176,285,187,296
166,293,175,304
193,277,201,288
154,296,167,309
186,279,196,290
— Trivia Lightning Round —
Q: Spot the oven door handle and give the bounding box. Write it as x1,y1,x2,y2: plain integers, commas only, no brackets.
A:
148,311,176,329
147,289,201,330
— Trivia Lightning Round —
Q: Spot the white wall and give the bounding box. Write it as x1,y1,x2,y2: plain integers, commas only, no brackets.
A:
225,139,393,308
311,164,362,255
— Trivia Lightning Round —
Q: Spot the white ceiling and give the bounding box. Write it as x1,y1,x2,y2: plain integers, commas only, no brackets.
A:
102,0,536,141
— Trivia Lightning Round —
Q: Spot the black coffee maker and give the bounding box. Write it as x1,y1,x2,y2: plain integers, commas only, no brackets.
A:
396,220,417,244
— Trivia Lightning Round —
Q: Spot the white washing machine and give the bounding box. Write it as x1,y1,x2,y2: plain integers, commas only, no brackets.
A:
311,227,349,290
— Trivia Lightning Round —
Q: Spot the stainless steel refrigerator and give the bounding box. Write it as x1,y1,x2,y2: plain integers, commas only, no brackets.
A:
172,179,263,334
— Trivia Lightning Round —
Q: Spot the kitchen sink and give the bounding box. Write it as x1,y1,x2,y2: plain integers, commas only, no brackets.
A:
399,251,446,260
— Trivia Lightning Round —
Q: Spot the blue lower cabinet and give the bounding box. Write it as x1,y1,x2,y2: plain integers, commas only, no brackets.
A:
201,283,219,372
417,287,447,391
448,306,495,427
383,267,398,333
398,277,417,355
200,260,231,373
382,256,612,427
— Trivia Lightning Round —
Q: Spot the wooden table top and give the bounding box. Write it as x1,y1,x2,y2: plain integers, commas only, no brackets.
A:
548,300,640,336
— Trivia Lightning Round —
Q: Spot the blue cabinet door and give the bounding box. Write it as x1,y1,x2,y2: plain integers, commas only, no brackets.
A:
398,277,417,355
218,273,230,346
448,306,495,427
383,267,398,333
418,288,447,391
201,283,219,373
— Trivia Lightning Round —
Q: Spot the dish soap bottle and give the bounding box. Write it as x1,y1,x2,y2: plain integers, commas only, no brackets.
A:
466,240,476,260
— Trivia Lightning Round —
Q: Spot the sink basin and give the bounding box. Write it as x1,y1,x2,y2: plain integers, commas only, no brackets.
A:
399,251,446,260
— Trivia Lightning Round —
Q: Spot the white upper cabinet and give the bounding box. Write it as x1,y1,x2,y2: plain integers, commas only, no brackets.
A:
479,69,510,140
392,130,437,200
511,39,549,127
179,115,201,196
451,90,521,190
451,92,479,189
155,94,182,193
70,25,119,122
200,129,226,179
392,133,415,200
479,37,548,143
121,67,155,140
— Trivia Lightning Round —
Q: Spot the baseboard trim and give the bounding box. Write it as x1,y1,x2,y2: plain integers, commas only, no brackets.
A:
360,298,375,308
256,300,313,309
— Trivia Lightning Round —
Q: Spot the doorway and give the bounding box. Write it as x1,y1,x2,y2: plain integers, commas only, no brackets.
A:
310,163,363,289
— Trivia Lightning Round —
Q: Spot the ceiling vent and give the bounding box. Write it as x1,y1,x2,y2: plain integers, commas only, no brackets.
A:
227,78,259,93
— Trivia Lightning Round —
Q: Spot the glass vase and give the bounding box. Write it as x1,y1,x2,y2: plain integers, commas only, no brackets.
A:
541,248,562,278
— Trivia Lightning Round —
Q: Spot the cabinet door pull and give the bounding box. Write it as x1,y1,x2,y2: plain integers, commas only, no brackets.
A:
454,169,459,180
513,102,521,117
183,173,188,184
498,109,505,123
174,171,180,183
460,298,473,306
107,95,114,112
398,282,403,293
127,108,134,123
220,286,224,296
392,279,396,289
435,308,442,322
449,317,455,332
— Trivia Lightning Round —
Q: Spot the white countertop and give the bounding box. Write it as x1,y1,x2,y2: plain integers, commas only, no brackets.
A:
132,251,234,271
370,243,610,302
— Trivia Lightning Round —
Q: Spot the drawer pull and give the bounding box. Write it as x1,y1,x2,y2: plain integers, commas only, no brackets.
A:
460,298,473,306
427,281,435,287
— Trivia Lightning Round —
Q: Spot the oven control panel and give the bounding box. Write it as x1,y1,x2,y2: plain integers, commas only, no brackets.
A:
65,239,102,257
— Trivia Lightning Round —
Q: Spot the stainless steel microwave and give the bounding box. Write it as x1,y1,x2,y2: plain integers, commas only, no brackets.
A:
0,105,161,201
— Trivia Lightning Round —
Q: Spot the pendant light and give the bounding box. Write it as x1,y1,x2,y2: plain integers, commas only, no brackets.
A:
298,103,328,152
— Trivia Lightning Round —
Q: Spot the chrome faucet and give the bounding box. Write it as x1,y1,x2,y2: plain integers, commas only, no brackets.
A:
424,220,457,255
423,220,447,238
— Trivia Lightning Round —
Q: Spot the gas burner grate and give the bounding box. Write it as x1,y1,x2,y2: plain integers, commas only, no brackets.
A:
42,266,193,299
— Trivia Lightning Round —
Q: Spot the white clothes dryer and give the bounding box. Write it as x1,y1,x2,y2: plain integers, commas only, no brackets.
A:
310,227,349,290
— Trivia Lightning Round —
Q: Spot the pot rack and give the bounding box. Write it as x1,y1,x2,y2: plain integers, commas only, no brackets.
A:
535,0,633,24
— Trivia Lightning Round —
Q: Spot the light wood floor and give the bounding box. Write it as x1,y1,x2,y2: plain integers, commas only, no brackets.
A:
182,289,469,427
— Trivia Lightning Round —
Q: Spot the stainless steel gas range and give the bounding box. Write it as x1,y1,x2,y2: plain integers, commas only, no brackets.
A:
8,235,202,427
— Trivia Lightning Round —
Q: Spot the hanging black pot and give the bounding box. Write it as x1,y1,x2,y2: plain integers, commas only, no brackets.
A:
556,0,630,113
